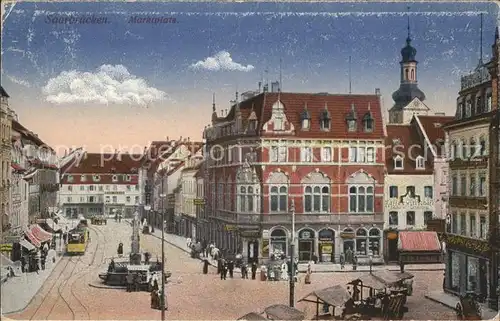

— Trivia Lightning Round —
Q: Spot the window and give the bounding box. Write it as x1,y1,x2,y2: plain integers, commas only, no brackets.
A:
105,196,110,203
457,103,463,119
369,229,380,255
389,186,398,198
416,156,425,169
112,196,117,203
88,196,95,203
304,186,330,212
355,229,368,255
106,185,110,191
270,186,288,212
470,138,478,158
67,197,72,203
135,185,139,191
135,196,139,204
406,211,415,226
322,147,332,162
366,147,375,163
363,115,374,132
80,197,85,203
479,138,487,156
486,94,492,111
349,186,374,213
89,185,94,191
67,175,74,182
452,176,458,196
126,185,131,191
113,185,118,191
80,175,86,182
239,186,255,212
460,213,466,235
424,186,433,199
461,140,469,159
476,95,482,114
389,211,398,225
93,175,100,182
479,175,486,196
274,118,283,130
465,100,472,117
460,176,466,196
80,186,84,191
450,142,457,160
67,185,73,191
406,186,416,197
126,175,132,181
112,175,118,182
320,113,331,130
99,186,103,191
479,216,487,239
347,120,356,132
301,147,312,162
469,174,476,196
349,147,357,162
394,156,403,169
424,211,433,225
126,196,131,203
302,118,310,130
469,214,476,237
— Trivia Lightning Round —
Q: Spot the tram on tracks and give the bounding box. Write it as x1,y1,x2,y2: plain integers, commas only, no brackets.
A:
66,216,90,255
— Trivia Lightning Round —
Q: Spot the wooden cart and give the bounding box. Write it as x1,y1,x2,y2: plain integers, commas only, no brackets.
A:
299,284,357,320
91,216,107,225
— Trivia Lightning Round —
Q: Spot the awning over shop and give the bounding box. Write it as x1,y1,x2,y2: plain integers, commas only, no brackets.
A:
398,231,441,252
19,239,36,251
36,218,62,232
30,225,52,243
24,229,41,248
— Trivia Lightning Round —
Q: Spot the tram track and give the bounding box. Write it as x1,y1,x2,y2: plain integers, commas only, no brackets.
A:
29,224,108,320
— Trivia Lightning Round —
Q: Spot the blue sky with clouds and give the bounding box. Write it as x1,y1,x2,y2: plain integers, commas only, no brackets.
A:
1,1,498,151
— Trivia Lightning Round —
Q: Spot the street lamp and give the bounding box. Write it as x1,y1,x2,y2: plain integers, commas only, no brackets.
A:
144,205,152,232
159,192,167,318
289,199,296,307
369,251,373,274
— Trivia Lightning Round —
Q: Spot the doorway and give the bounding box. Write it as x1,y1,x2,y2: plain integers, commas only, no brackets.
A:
247,240,259,263
318,229,335,263
298,229,315,261
387,237,399,262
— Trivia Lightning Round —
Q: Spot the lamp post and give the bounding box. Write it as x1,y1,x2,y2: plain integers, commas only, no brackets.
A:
144,205,151,232
159,191,167,318
289,199,296,307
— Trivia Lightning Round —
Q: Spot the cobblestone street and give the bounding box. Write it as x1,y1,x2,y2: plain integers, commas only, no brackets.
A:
5,221,457,320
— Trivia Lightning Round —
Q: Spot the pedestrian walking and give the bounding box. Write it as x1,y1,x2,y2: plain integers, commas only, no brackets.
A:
117,242,124,257
217,258,222,274
220,259,227,280
186,237,192,249
241,264,248,279
126,272,134,292
41,255,46,270
346,247,353,264
251,262,257,280
340,252,345,270
144,252,151,265
227,260,234,278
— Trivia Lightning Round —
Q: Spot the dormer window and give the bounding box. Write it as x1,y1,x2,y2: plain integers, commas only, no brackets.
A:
363,111,374,132
274,118,283,131
112,175,118,182
457,102,463,119
416,156,425,169
300,104,311,130
394,155,404,169
67,175,74,182
345,103,357,132
392,138,401,145
126,175,132,182
465,99,472,117
93,175,100,182
80,175,86,182
320,105,331,131
249,119,257,131
475,94,482,114
486,93,492,112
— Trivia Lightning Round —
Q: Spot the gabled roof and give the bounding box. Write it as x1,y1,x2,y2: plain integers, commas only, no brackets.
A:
213,92,384,139
415,115,454,157
0,86,9,98
12,120,54,152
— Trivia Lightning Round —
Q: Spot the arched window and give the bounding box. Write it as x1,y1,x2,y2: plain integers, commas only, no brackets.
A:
270,228,288,256
470,138,478,158
461,139,468,159
451,141,457,160
410,69,415,80
304,185,330,212
369,228,381,255
349,186,374,213
465,99,472,117
405,68,409,80
355,228,368,255
270,186,288,212
393,155,403,169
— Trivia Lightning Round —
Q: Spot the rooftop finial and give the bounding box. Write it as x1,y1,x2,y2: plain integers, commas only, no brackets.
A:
406,6,411,43
479,13,484,66
368,102,371,111
324,101,328,110
348,56,352,94
236,91,239,102
212,93,216,112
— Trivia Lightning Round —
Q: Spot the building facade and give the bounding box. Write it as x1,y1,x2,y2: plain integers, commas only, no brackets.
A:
442,29,499,310
203,87,386,264
59,152,142,218
178,160,202,239
1,86,13,238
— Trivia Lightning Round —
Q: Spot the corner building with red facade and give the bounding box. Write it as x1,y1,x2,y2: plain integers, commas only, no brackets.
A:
203,90,386,264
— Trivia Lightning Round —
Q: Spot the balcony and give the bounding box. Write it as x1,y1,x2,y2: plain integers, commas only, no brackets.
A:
449,157,488,169
212,212,384,226
449,196,487,209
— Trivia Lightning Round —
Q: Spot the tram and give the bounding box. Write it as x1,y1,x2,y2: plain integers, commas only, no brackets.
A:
66,225,89,255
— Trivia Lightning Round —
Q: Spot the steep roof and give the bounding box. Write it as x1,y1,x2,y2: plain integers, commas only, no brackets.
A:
62,152,143,174
12,120,54,152
416,115,454,149
0,86,9,98
215,92,384,140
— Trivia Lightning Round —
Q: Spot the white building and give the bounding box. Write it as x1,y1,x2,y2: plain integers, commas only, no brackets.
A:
59,152,143,218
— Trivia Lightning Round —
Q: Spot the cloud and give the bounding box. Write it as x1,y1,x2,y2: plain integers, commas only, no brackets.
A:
42,64,169,106
189,51,254,72
6,75,31,88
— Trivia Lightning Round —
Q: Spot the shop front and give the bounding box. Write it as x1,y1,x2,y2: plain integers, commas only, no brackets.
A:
341,228,356,254
318,229,335,263
269,228,288,258
384,229,399,262
298,229,315,262
240,229,260,263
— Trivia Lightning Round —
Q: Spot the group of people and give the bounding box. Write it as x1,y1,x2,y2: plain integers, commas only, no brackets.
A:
339,249,359,270
210,257,258,280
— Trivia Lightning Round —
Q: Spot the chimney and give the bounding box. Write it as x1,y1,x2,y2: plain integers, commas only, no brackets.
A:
166,136,169,141
258,81,262,92
271,81,280,92
375,88,381,96
225,109,228,115
220,109,224,116
187,137,190,142
179,136,182,141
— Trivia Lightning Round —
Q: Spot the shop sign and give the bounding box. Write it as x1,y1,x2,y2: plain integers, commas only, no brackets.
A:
385,196,434,210
3,236,21,242
387,232,398,240
239,230,260,238
300,231,312,239
193,198,205,206
224,224,237,231
261,239,269,257
0,243,13,251
319,238,333,242
340,232,355,239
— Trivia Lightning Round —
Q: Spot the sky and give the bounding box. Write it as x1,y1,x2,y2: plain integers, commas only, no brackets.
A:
1,1,499,153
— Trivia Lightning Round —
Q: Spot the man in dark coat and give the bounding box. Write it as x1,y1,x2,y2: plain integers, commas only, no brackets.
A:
220,259,227,280
241,264,248,279
227,260,234,278
202,259,209,274
126,272,134,292
251,262,257,280
217,258,222,274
